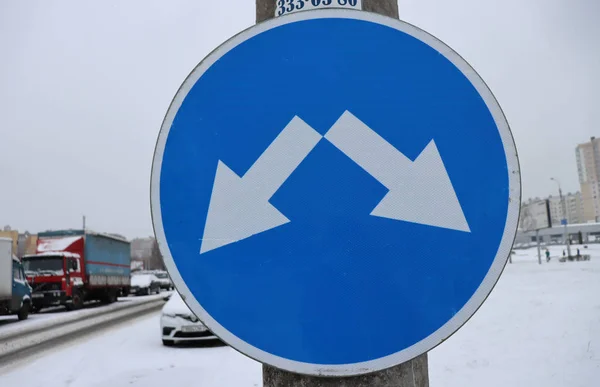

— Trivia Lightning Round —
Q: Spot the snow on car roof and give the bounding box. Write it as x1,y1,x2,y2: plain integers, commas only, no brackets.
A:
37,236,82,253
162,291,193,315
131,273,157,285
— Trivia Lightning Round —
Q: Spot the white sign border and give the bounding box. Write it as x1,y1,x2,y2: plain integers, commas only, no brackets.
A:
151,9,521,377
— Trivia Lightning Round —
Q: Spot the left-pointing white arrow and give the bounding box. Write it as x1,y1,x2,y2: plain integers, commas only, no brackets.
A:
200,116,322,254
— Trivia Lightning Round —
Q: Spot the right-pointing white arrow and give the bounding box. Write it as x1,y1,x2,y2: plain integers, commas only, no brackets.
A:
200,116,322,254
325,111,470,232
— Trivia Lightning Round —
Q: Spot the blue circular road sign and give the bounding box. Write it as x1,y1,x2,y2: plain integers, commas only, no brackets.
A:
151,10,520,376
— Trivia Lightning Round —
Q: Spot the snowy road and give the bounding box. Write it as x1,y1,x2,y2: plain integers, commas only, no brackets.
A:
0,247,598,386
0,292,171,339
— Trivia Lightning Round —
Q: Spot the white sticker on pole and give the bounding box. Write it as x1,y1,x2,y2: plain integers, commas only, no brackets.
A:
275,0,362,18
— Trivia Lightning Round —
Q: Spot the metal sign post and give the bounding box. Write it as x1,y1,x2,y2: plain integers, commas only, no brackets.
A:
259,2,421,385
151,1,520,386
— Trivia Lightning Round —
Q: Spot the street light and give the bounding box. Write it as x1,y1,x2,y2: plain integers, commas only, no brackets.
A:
551,177,571,257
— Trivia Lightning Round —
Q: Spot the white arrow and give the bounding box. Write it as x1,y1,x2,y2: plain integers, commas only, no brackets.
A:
200,116,322,254
324,111,470,232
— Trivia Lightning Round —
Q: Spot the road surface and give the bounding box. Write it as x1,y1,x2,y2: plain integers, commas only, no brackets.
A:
0,292,171,338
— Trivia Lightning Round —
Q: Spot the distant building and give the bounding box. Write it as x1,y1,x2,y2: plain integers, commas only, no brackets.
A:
576,137,600,222
515,221,600,246
521,192,585,229
0,228,18,255
0,227,38,257
131,237,154,261
548,192,585,225
16,231,38,257
22,234,38,256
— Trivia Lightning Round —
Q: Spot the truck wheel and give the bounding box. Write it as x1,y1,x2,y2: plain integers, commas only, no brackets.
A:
18,302,30,321
66,291,84,311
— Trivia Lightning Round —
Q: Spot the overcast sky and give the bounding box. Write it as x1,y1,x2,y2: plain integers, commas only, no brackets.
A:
1,0,598,239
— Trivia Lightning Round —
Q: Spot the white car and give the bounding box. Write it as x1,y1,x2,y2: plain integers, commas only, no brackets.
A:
154,271,174,291
160,292,218,346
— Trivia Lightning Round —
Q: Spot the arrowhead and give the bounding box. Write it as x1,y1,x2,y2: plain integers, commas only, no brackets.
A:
370,140,470,232
200,161,290,254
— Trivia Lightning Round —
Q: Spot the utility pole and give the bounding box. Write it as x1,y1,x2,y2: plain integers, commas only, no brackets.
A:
536,229,542,264
551,177,571,257
256,1,427,386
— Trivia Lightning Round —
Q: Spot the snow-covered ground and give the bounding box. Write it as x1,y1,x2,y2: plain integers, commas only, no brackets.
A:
0,314,260,387
429,244,600,386
0,246,598,386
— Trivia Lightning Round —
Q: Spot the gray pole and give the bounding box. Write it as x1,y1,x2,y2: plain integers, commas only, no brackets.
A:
551,178,571,257
559,187,571,257
536,229,542,265
256,1,428,386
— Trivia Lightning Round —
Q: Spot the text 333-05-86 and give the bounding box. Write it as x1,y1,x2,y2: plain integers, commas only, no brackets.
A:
276,0,361,17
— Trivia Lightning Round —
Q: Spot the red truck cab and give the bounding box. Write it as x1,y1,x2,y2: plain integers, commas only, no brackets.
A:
24,254,83,310
23,230,130,311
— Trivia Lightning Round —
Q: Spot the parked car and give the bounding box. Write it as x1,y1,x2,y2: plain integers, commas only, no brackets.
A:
130,273,161,296
154,271,174,291
160,292,218,346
